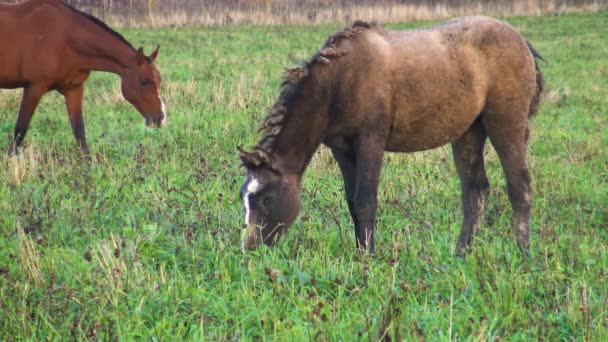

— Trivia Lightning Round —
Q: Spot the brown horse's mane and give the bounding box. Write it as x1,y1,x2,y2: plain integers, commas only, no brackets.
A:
57,0,135,51
252,20,379,157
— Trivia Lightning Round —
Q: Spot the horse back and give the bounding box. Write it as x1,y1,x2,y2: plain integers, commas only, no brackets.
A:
324,17,538,153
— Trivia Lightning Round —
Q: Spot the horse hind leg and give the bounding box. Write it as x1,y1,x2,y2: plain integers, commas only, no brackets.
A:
452,118,490,257
482,108,533,253
7,84,47,156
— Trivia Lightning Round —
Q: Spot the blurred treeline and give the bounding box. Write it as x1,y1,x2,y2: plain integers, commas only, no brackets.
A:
2,0,607,26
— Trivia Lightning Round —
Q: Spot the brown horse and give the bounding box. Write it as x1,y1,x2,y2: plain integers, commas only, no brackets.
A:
239,17,544,256
0,0,167,155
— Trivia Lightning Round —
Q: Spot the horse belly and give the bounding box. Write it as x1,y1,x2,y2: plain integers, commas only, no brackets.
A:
0,52,26,88
0,80,26,89
385,100,482,153
385,58,486,152
0,58,24,88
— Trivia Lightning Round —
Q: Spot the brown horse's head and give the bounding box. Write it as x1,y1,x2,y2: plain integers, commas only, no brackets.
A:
238,148,301,250
121,46,167,128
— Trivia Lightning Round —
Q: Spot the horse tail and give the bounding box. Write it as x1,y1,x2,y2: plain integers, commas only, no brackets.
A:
527,41,544,117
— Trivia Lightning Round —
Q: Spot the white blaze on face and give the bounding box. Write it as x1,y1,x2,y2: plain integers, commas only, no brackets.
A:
243,177,262,225
159,95,167,126
242,177,262,251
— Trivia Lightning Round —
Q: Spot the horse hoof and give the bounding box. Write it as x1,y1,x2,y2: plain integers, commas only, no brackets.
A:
7,147,17,157
455,244,470,258
517,242,531,258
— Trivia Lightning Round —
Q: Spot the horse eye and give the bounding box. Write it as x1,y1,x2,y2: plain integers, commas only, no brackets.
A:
140,79,151,87
263,197,272,206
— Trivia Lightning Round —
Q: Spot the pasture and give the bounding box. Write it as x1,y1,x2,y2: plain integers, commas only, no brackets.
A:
0,11,607,340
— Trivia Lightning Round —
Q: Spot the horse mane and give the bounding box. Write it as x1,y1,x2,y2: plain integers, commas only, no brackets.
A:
252,21,378,156
58,0,135,50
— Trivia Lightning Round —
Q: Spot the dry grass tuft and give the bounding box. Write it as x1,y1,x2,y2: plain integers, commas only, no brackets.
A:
16,223,45,287
6,147,43,186
309,145,336,172
542,86,572,105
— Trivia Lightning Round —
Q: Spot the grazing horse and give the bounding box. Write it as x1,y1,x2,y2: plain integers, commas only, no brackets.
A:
238,17,544,256
0,0,167,155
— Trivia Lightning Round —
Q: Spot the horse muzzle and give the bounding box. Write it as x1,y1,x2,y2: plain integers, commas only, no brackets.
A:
145,112,167,128
242,224,265,251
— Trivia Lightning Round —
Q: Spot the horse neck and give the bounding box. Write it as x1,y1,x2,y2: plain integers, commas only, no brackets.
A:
67,15,136,77
271,81,330,180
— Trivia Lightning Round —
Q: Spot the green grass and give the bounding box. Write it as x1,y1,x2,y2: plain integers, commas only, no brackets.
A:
1,12,607,340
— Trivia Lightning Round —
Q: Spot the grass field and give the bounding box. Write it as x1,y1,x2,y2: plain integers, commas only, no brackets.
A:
1,11,607,340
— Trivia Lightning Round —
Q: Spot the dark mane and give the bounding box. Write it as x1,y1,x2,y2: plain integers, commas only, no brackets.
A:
60,1,135,50
252,20,378,156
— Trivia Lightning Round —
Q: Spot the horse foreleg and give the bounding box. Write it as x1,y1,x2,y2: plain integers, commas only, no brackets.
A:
8,85,46,156
63,85,88,154
331,147,359,230
352,134,385,253
452,119,489,257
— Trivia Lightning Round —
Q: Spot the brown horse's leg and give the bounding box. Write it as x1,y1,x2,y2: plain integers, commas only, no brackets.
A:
352,134,386,253
331,147,360,229
62,85,88,154
452,119,489,257
483,114,532,253
8,85,47,156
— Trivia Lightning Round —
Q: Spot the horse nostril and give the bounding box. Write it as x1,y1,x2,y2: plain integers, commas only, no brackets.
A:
244,243,257,250
159,113,167,127
242,224,263,250
144,114,166,128
243,237,261,251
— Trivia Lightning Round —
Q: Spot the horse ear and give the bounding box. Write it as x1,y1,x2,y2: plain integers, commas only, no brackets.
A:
150,45,160,62
238,146,262,168
136,47,146,65
257,149,271,166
